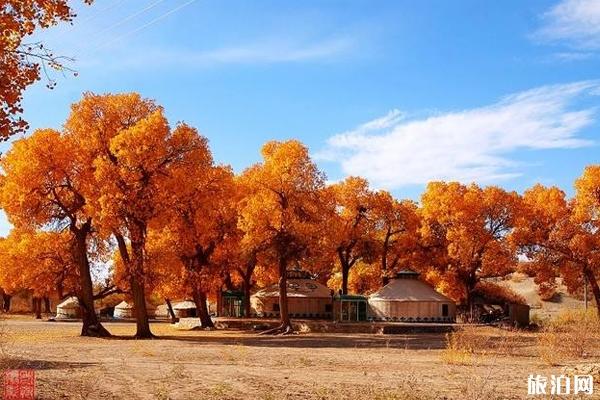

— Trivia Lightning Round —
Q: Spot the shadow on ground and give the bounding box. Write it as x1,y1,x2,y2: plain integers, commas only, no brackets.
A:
0,357,97,370
149,333,451,350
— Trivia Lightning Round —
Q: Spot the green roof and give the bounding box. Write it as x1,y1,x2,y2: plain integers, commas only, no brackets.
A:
222,290,244,297
335,294,368,301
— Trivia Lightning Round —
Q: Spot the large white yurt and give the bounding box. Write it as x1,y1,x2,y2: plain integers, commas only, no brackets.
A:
113,301,157,319
251,269,333,319
369,269,456,322
55,297,81,319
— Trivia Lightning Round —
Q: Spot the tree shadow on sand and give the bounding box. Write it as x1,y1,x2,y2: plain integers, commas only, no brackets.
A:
153,333,451,350
0,357,97,370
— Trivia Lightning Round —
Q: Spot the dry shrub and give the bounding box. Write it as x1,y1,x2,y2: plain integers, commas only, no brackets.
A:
442,326,512,398
538,309,600,366
440,325,491,365
537,281,557,302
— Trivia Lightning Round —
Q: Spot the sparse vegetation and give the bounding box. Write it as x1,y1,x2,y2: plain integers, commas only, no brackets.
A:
537,309,600,366
0,317,570,399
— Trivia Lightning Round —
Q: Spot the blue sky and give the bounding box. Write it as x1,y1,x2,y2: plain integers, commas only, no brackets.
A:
3,0,600,235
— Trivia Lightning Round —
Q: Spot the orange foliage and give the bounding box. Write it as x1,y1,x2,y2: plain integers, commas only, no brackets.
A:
0,0,93,138
371,191,421,279
327,177,378,294
238,140,327,330
516,179,600,316
0,229,76,298
421,182,522,305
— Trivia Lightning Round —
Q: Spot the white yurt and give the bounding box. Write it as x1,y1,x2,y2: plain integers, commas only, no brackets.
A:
172,300,197,318
251,269,333,319
113,301,157,319
369,269,456,322
55,297,81,319
113,301,134,319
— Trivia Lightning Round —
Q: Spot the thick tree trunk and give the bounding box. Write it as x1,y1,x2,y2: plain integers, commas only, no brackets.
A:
240,254,257,318
193,287,214,328
33,297,41,319
115,230,153,339
261,257,293,335
278,264,292,329
3,294,11,312
43,297,51,314
583,267,600,319
130,273,152,338
338,247,356,295
165,298,177,323
73,228,111,337
341,264,350,295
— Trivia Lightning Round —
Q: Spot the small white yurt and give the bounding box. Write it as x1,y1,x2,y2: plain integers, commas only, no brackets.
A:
369,269,456,322
113,301,134,319
172,300,197,318
114,300,157,319
56,297,81,319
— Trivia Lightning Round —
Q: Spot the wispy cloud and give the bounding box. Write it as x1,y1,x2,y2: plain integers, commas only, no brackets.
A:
318,81,599,189
552,51,596,61
78,36,355,70
534,0,600,49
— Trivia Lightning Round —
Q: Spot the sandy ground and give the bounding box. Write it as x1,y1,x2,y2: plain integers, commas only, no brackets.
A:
0,316,597,400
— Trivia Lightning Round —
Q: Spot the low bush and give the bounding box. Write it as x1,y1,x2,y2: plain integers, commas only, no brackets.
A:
537,309,600,366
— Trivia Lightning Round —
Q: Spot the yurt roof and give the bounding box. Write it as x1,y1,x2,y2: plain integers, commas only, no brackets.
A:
172,300,196,310
395,269,420,278
370,278,452,302
57,296,79,309
253,279,332,299
115,300,133,310
114,300,158,310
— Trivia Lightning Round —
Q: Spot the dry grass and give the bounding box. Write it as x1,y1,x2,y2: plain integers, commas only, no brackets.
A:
440,324,501,365
537,309,600,366
440,325,535,400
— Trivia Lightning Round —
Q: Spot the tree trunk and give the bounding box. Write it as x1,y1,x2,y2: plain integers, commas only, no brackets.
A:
73,227,111,337
242,275,252,318
338,248,350,295
165,298,177,323
278,262,292,329
193,287,214,328
130,274,153,338
341,264,350,295
115,230,153,339
583,267,600,319
3,294,11,312
33,297,41,319
381,230,391,286
240,254,257,318
261,257,293,334
43,297,51,314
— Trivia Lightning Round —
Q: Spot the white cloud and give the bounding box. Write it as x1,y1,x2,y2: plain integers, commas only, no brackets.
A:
319,81,599,189
552,51,596,61
77,36,355,70
534,0,600,49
